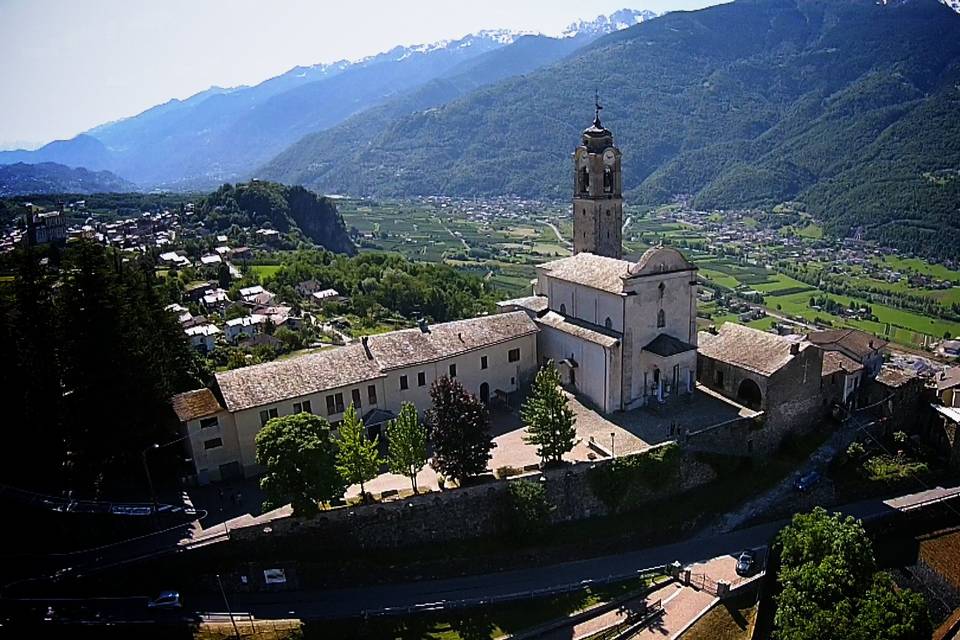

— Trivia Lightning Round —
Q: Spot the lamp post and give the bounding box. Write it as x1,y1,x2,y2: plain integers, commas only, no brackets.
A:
141,443,160,512
610,431,616,458
142,433,192,513
216,573,241,640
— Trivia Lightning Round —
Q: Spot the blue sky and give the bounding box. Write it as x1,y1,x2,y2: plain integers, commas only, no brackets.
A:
0,0,719,149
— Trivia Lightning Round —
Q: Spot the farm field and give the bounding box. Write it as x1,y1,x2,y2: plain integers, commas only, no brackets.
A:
337,198,960,349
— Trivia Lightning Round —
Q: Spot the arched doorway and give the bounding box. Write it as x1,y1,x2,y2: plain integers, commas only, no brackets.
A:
737,379,762,410
479,382,490,404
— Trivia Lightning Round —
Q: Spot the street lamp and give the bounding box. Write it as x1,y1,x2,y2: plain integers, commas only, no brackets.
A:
142,433,192,513
610,432,616,458
141,443,160,512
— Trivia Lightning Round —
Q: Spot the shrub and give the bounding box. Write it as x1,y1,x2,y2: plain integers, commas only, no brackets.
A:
503,479,553,539
495,465,523,479
587,443,681,511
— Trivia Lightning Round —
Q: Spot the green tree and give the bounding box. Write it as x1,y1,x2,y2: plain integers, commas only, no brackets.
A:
255,413,344,516
386,402,428,494
521,364,577,466
216,261,232,289
774,508,929,640
426,376,494,484
504,479,553,540
335,403,381,502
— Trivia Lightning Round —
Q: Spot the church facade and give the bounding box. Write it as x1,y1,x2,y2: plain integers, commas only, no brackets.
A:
500,114,699,413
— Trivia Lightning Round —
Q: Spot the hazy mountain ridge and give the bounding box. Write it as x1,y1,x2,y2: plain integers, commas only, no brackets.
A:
0,9,647,190
0,162,137,196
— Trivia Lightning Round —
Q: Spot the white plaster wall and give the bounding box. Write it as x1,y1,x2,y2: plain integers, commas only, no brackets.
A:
540,325,615,412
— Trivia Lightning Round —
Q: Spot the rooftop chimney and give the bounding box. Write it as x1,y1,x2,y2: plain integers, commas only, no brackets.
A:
361,335,373,360
789,342,800,356
418,318,430,333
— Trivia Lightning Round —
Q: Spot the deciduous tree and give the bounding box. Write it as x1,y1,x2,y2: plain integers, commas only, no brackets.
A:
521,364,577,466
386,402,428,494
426,376,494,484
335,403,381,502
255,413,343,516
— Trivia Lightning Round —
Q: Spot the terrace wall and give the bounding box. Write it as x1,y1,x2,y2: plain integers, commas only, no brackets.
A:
226,445,717,551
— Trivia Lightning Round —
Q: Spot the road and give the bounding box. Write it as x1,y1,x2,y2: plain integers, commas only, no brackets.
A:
185,484,960,621
540,221,571,249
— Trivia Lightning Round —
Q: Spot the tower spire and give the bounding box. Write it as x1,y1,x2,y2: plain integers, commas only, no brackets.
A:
594,89,603,128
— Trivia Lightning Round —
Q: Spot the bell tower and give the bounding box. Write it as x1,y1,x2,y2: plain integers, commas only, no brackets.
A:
573,95,623,259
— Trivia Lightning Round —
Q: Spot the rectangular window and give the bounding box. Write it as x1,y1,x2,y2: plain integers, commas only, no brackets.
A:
400,375,409,390
199,417,219,429
480,355,488,370
417,371,426,387
508,348,520,363
259,408,278,427
203,437,223,450
367,384,377,405
293,400,312,414
449,363,457,378
326,395,336,416
334,393,345,414
352,388,362,408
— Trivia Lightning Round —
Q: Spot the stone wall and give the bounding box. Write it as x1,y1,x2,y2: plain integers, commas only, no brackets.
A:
227,444,717,550
682,414,768,457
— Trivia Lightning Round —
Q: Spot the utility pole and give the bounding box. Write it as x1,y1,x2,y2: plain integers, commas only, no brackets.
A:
216,573,241,640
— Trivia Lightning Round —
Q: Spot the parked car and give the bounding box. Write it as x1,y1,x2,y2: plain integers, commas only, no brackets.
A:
794,470,821,492
736,549,757,576
146,591,181,609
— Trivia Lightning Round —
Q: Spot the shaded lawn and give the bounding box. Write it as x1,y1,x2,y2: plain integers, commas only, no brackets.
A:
682,589,758,640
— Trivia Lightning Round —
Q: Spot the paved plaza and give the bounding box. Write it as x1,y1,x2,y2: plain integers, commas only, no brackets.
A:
187,386,756,541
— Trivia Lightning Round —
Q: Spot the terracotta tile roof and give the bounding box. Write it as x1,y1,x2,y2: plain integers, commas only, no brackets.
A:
171,389,224,422
876,367,917,389
643,333,697,358
937,366,960,392
698,324,809,377
215,343,383,412
367,312,538,371
497,296,549,315
807,329,887,360
537,311,621,348
208,312,538,412
822,351,864,377
538,253,634,294
628,246,697,277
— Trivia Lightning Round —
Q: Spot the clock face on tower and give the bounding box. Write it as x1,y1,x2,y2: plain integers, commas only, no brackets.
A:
603,149,616,165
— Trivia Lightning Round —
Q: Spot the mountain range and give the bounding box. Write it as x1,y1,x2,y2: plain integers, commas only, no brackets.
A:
0,163,136,197
3,1,959,260
0,9,654,190
259,0,960,261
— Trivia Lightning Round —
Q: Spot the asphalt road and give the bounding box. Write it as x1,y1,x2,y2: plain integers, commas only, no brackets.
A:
188,484,960,621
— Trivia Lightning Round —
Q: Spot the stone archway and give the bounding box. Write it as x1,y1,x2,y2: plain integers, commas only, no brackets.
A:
737,378,763,410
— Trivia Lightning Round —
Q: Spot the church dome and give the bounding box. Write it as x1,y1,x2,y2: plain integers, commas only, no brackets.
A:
582,115,612,139
627,245,696,277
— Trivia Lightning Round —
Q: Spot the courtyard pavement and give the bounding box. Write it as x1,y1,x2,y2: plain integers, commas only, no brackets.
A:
186,387,754,542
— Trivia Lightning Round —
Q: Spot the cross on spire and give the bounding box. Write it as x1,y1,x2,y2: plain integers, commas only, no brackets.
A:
594,89,603,127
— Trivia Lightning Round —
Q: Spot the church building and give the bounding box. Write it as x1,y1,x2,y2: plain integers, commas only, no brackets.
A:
499,110,699,413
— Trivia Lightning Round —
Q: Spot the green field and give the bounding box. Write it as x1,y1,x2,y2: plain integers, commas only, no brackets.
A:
337,199,959,348
250,264,282,280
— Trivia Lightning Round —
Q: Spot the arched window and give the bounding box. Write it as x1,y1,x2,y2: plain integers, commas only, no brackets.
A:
657,309,666,328
603,167,613,193
658,282,666,300
604,317,613,329
560,303,567,315
579,167,589,193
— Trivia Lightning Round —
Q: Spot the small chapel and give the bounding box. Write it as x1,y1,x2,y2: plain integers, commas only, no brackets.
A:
499,107,699,413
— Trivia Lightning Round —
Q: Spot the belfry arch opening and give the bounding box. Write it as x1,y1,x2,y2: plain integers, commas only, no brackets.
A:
737,379,762,410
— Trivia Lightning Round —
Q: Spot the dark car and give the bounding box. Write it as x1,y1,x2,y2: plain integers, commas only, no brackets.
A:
794,470,821,492
736,549,757,576
147,591,181,609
